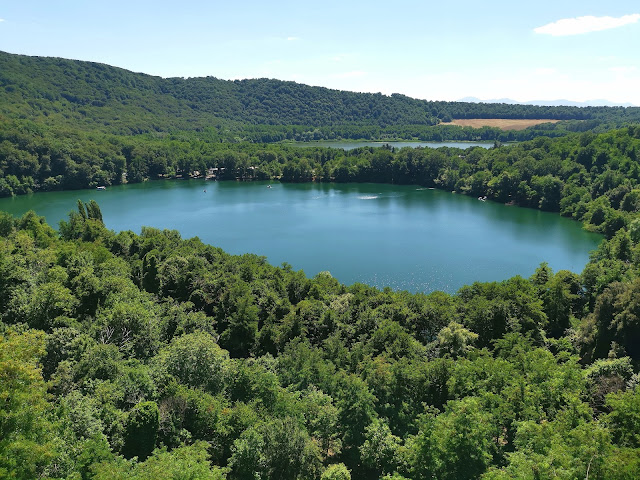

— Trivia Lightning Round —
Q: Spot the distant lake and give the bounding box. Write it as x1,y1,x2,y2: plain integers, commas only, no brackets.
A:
284,141,494,150
0,181,602,293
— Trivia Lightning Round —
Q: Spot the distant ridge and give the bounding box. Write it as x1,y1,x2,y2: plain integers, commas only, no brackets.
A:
459,96,636,108
0,50,639,139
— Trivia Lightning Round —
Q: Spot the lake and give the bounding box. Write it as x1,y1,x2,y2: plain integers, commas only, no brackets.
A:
0,180,602,293
284,141,494,150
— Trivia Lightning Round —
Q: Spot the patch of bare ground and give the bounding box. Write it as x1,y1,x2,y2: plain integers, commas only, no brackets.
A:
441,119,562,131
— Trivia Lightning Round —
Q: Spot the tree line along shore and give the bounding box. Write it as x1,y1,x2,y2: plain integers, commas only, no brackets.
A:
3,125,640,240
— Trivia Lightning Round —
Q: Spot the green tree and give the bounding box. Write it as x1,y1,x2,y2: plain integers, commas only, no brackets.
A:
155,331,230,394
321,463,351,480
93,441,226,480
409,397,495,480
302,387,342,459
220,293,259,357
604,388,640,448
229,418,321,480
542,270,583,338
122,401,159,460
0,330,59,478
360,419,401,477
437,321,478,358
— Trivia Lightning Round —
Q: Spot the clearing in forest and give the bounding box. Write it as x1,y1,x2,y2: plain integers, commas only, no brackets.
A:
442,118,562,131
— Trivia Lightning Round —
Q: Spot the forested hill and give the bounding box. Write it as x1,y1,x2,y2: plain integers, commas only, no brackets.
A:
2,50,639,136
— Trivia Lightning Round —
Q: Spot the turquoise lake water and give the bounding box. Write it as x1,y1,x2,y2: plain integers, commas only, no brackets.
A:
0,180,602,293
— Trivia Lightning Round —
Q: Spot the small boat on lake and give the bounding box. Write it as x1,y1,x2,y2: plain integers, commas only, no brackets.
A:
96,186,106,190
478,196,487,201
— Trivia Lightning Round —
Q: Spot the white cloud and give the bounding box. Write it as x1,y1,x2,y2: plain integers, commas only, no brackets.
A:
0,19,4,22
609,66,638,73
286,36,299,41
534,14,640,36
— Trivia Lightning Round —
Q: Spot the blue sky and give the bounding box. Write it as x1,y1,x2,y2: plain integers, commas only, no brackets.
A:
1,1,639,105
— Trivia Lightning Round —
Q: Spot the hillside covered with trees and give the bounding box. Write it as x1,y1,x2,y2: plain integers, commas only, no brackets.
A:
2,50,640,141
1,201,640,479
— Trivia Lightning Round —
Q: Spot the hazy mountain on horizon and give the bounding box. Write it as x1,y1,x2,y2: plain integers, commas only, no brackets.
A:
459,96,636,108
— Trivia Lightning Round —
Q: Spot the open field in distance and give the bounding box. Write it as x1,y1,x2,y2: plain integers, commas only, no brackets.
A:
442,118,562,130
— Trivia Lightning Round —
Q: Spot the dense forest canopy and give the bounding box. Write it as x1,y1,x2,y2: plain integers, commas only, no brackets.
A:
1,50,640,139
1,199,640,479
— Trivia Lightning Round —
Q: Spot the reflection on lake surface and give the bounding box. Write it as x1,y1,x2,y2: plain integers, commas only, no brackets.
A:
0,180,602,293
